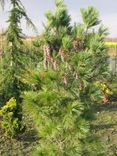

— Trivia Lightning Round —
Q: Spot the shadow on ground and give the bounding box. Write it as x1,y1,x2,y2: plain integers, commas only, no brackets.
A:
91,101,117,156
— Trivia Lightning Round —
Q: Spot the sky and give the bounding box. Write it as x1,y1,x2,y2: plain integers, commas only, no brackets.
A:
0,0,117,37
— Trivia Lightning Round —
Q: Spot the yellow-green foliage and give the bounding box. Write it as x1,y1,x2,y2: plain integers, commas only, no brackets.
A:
0,98,24,138
95,81,113,95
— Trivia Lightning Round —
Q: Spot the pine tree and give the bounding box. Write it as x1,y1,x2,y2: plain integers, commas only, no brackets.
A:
23,1,108,155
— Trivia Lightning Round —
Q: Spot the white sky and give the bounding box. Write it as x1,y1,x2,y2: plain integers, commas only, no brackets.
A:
0,0,117,37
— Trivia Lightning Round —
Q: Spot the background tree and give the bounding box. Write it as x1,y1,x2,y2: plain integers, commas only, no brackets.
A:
0,0,36,137
0,0,35,104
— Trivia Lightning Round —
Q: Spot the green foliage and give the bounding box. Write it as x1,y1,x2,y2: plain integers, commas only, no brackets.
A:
80,6,100,29
23,68,90,155
0,98,25,138
62,35,72,50
21,1,110,155
0,0,35,104
73,23,85,40
42,0,71,53
45,0,71,31
0,0,35,139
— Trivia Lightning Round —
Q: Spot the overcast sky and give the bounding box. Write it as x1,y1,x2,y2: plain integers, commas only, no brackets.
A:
0,0,117,37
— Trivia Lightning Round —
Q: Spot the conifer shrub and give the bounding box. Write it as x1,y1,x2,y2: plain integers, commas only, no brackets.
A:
0,98,25,138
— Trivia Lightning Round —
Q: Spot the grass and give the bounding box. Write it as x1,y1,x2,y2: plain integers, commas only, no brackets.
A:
91,101,117,156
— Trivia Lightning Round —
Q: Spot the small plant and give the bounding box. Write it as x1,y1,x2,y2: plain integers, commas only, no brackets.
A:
95,81,113,103
0,98,25,138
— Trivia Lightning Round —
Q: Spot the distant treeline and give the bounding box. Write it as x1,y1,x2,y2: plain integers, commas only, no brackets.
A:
105,38,117,42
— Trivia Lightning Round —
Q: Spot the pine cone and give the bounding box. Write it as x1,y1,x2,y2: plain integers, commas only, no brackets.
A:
73,39,84,51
